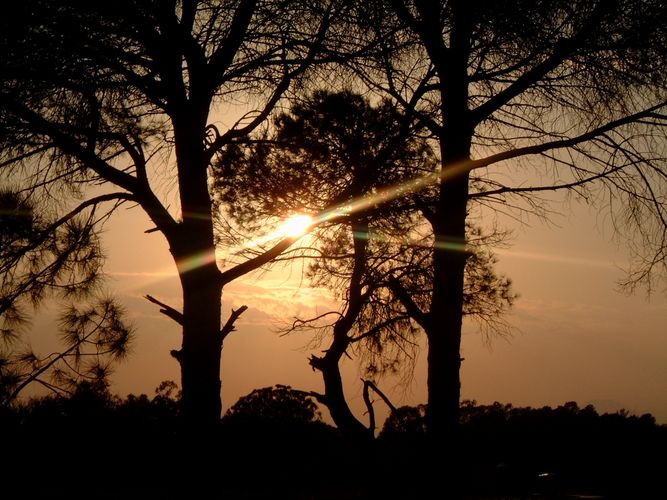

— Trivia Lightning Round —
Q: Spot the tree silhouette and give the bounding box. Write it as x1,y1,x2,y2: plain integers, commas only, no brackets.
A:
0,297,133,406
0,0,352,424
215,90,516,442
224,384,322,424
344,0,667,454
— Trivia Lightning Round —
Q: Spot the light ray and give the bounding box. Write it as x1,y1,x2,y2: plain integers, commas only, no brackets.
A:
315,172,441,224
107,271,175,277
221,162,470,260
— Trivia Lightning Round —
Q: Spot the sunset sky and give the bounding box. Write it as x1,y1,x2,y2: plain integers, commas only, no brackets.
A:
22,183,665,428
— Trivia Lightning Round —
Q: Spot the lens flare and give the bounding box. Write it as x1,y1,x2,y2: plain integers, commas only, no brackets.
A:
176,249,217,274
314,172,441,225
218,162,474,264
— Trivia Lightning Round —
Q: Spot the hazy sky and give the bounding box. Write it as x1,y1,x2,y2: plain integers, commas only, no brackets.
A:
25,190,667,427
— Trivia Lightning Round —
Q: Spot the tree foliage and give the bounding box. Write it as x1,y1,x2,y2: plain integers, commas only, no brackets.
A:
224,384,322,424
0,297,133,406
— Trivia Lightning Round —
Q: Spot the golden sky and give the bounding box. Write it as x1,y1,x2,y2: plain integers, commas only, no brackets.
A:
25,192,667,427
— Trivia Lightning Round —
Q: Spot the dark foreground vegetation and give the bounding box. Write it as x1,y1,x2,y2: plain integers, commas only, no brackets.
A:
1,383,664,500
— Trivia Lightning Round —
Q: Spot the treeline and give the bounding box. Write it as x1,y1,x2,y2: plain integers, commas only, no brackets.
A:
1,383,664,499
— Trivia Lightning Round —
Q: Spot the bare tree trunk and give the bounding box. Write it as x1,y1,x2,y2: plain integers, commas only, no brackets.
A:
427,169,470,443
178,267,224,425
310,353,374,443
423,11,474,493
310,221,375,444
168,106,227,425
422,0,474,446
424,138,471,499
167,220,224,424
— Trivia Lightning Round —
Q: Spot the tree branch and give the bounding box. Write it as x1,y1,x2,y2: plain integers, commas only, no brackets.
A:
470,164,626,198
219,235,299,285
208,0,258,80
1,98,142,194
362,379,376,434
144,294,184,325
220,305,248,341
470,1,616,124
387,277,429,330
468,101,667,172
363,379,397,413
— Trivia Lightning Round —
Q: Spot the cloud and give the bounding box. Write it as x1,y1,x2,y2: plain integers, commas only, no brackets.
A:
225,278,339,324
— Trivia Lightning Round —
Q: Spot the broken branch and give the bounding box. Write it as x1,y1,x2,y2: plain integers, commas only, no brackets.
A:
145,294,183,325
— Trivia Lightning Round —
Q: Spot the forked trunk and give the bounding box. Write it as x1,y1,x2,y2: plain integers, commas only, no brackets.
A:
311,353,374,443
309,220,375,444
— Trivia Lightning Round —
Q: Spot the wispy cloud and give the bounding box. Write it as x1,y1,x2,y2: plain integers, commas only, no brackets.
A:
495,248,618,269
107,271,176,277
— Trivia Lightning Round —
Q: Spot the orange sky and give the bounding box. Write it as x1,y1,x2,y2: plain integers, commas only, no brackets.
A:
24,192,667,428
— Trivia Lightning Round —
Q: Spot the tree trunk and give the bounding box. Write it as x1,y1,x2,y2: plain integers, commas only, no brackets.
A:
178,261,224,425
426,166,470,443
311,352,374,443
424,0,474,446
310,220,375,444
424,31,474,494
169,106,226,425
424,127,471,500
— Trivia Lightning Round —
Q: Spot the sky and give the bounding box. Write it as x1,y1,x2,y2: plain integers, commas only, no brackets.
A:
23,188,667,428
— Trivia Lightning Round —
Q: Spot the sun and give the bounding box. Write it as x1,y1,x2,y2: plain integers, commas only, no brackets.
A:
279,214,314,237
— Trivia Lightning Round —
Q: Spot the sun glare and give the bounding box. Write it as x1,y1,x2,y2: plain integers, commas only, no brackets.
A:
279,214,313,237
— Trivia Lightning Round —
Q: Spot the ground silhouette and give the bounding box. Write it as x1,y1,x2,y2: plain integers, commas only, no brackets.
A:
1,383,664,499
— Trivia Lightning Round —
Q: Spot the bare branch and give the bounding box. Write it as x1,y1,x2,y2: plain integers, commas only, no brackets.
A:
469,101,667,172
387,277,429,331
144,295,184,326
363,379,398,413
362,378,376,434
220,305,248,341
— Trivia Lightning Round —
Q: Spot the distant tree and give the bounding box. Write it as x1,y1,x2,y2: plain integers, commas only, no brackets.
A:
379,404,428,438
0,0,353,425
224,384,322,425
115,380,181,422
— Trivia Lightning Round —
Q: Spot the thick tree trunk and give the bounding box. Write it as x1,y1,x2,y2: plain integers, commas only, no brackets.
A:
423,0,474,447
424,131,471,500
178,263,224,425
170,110,225,425
426,134,471,437
168,219,224,425
426,172,469,442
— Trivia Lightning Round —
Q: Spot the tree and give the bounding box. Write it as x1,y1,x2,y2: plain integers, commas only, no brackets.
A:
0,189,133,406
214,90,433,441
223,384,322,425
0,0,350,425
345,0,667,451
0,297,133,406
214,90,516,442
